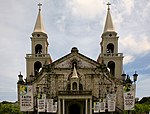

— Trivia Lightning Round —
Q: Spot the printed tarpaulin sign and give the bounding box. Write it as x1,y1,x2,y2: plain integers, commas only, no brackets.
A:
38,99,46,112
20,85,34,111
124,84,136,110
99,101,105,112
47,99,53,112
107,93,116,112
94,102,100,113
53,102,58,113
38,94,46,112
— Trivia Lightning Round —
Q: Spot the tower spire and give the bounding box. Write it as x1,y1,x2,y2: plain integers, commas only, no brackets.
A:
103,2,115,33
33,3,46,35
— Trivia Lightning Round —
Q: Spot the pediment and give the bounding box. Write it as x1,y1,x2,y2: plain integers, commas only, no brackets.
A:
50,48,100,69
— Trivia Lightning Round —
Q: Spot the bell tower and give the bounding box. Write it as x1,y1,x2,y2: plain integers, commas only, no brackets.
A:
26,3,52,82
97,2,123,79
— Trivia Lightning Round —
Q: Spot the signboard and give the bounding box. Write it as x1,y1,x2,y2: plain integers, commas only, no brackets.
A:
38,99,46,112
20,85,34,111
124,84,136,110
38,94,46,112
47,99,53,113
107,93,116,112
99,100,105,112
53,102,58,113
94,102,100,113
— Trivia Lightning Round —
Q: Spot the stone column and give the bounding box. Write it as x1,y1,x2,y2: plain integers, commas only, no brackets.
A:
58,98,61,114
86,99,88,114
63,99,65,114
90,98,92,114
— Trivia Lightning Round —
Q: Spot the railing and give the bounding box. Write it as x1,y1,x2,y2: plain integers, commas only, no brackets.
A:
58,91,92,95
26,54,50,58
100,53,123,57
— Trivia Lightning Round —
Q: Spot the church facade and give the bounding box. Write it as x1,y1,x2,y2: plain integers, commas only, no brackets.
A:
17,3,125,114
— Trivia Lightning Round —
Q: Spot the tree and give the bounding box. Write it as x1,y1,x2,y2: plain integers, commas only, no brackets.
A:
0,101,25,114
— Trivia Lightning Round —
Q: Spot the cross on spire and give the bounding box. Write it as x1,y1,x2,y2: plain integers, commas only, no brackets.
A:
107,2,111,10
38,3,42,11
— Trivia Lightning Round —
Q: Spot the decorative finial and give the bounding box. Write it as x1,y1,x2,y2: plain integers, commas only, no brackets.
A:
38,3,42,11
107,2,111,10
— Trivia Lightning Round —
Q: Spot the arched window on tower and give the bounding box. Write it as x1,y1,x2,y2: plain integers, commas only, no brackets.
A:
108,61,115,76
107,43,114,53
35,44,42,54
34,61,42,76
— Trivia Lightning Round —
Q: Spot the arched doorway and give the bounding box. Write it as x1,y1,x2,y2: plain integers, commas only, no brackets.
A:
68,103,81,114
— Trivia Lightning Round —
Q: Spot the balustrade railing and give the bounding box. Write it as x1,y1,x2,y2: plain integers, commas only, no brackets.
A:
26,54,50,58
58,90,92,95
100,53,123,57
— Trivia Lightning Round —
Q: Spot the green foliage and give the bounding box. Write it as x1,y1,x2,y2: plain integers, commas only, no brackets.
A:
123,103,150,114
0,102,25,114
133,103,150,114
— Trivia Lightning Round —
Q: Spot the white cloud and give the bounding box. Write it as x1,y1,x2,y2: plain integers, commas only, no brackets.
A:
123,55,135,64
120,34,150,55
67,0,105,19
122,0,134,14
113,11,124,31
137,74,150,99
142,2,150,18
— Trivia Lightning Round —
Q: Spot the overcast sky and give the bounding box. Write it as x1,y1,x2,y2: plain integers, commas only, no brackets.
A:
0,0,150,101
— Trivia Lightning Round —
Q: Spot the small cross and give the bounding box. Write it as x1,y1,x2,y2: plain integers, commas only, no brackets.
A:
38,3,42,11
107,2,111,10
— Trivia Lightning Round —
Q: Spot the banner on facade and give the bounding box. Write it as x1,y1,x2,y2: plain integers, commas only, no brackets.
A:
107,93,116,112
47,99,53,112
99,100,105,112
53,102,57,113
20,85,34,111
38,94,46,112
124,84,136,110
94,102,100,113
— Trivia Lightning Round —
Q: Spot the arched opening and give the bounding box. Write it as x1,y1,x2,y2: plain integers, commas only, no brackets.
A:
69,103,81,114
72,82,77,90
107,43,114,53
34,61,42,76
35,44,42,54
108,61,115,76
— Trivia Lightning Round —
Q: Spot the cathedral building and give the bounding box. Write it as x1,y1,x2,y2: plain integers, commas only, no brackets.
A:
17,2,128,114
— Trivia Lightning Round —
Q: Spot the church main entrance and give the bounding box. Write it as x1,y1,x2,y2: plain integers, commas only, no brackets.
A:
68,102,82,114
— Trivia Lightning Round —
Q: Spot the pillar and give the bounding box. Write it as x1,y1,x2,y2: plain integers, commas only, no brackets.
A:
86,99,88,114
90,98,92,114
63,99,65,114
58,98,61,114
